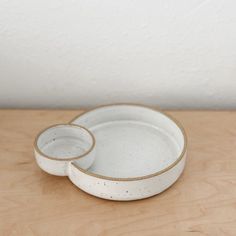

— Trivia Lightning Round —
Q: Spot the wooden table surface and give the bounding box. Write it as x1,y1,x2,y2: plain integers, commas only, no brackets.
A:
0,109,236,236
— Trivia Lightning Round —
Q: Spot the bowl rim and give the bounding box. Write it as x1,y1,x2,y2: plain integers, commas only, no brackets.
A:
34,123,96,161
70,103,187,181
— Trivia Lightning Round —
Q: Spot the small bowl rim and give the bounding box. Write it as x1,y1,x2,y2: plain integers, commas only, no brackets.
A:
34,123,96,161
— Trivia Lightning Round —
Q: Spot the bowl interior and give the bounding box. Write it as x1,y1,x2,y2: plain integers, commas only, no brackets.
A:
36,125,94,159
72,105,186,179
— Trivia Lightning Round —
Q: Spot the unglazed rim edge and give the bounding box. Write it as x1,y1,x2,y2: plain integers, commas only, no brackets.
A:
69,103,187,181
34,124,96,161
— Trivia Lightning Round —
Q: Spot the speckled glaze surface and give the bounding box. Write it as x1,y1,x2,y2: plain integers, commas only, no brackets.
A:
69,104,187,201
34,124,96,176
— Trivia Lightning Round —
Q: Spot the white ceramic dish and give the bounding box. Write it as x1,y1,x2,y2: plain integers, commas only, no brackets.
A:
34,124,96,176
68,104,187,201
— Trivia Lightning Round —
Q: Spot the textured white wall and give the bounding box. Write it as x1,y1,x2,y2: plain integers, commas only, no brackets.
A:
0,0,236,109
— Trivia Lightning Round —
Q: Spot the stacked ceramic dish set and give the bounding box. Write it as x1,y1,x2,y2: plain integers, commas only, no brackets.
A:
34,104,187,201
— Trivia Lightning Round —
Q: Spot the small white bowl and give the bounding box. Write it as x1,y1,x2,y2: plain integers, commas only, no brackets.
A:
34,124,96,176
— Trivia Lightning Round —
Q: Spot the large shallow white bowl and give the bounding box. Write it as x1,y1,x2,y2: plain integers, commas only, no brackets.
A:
69,104,187,201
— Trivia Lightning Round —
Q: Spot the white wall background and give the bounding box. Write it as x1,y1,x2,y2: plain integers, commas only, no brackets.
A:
0,0,236,109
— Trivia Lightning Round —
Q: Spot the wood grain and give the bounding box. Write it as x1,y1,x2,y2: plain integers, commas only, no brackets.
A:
0,109,236,236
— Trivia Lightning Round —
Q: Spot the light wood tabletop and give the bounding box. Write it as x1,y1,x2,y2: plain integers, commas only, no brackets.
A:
0,109,236,236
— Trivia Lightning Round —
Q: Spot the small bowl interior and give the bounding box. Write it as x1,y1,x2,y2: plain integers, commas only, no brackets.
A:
36,125,94,159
